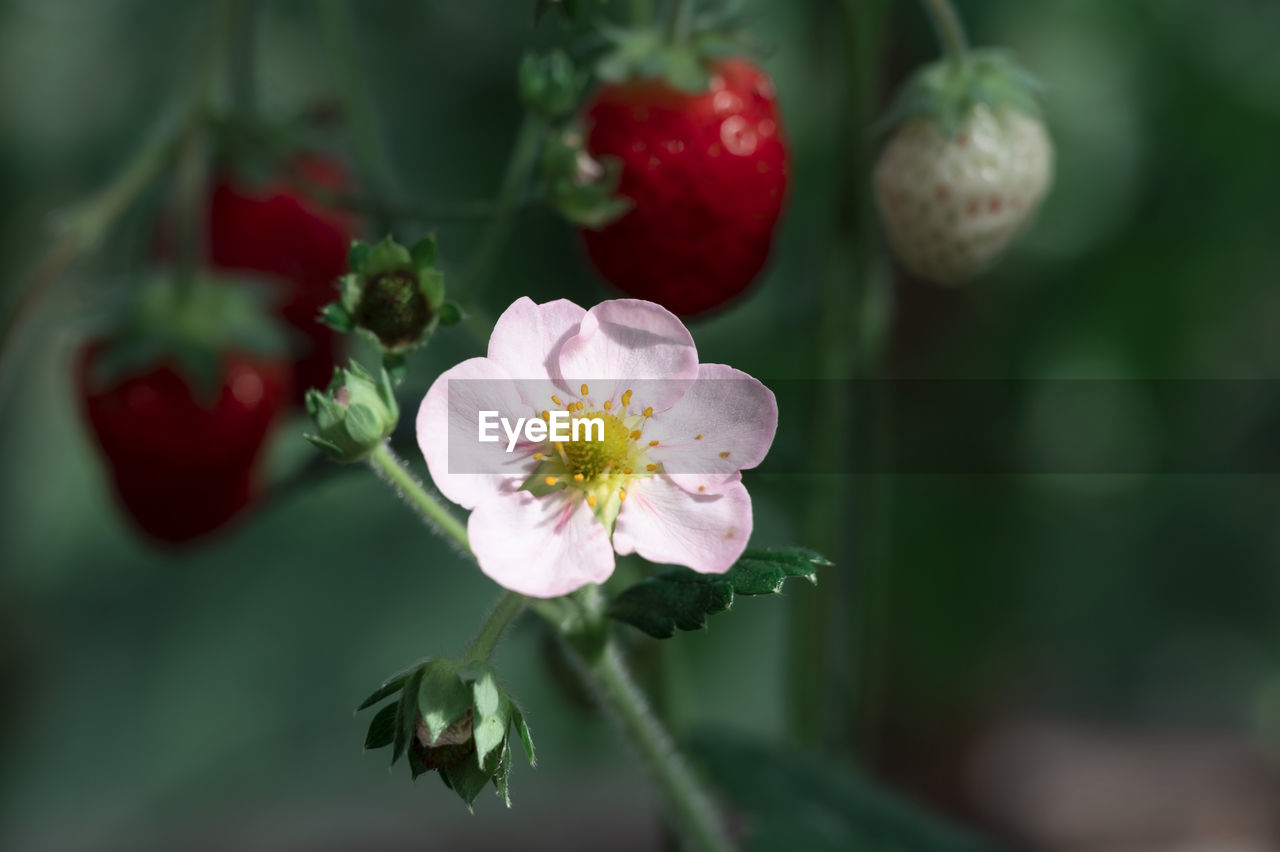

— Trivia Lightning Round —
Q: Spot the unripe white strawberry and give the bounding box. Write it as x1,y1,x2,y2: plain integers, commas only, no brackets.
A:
873,50,1053,285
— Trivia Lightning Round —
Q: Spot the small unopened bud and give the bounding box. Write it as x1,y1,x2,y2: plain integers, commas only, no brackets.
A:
303,361,399,461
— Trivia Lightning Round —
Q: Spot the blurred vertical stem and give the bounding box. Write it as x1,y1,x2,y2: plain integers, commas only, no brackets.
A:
788,0,890,756
921,0,970,68
0,0,238,393
665,0,693,44
362,442,730,852
317,0,399,232
584,640,733,852
460,113,547,303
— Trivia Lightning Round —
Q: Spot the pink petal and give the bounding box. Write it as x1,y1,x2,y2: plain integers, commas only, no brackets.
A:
646,364,777,495
468,489,616,597
613,475,752,574
487,297,586,383
417,357,539,510
556,299,699,411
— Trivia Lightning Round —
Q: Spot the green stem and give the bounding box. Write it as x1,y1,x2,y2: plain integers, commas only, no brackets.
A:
920,0,970,68
460,113,546,300
317,0,399,230
361,441,729,851
464,592,526,664
366,442,471,549
585,640,733,852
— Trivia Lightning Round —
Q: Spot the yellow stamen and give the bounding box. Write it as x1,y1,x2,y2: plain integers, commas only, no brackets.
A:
643,406,653,418
573,473,584,482
587,495,597,507
646,464,657,471
551,395,562,407
695,434,703,440
580,383,589,395
697,485,706,492
719,451,730,459
541,410,550,421
623,467,633,475
533,452,544,461
630,430,642,441
619,488,627,501
621,389,633,407
544,476,557,486
603,400,613,411
649,440,659,447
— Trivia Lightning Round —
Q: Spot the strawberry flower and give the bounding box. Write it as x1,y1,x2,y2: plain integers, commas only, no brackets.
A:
417,297,777,598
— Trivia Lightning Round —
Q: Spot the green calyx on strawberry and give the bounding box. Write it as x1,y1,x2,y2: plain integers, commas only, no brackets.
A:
321,235,460,382
873,49,1054,285
303,360,399,463
84,275,291,400
78,276,292,544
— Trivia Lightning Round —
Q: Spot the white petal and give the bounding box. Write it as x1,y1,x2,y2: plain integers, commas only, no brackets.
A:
646,363,777,494
613,475,752,574
556,299,699,412
417,357,539,510
487,297,586,383
469,489,615,597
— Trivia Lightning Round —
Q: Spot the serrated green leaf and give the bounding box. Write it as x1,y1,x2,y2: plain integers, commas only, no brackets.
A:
472,670,511,770
418,661,472,744
443,750,494,809
608,547,826,638
392,666,425,767
364,702,398,750
691,731,1004,852
511,705,536,766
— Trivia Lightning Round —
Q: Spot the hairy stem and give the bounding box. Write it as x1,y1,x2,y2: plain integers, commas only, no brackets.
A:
361,441,729,850
583,640,733,852
366,442,471,549
920,0,970,68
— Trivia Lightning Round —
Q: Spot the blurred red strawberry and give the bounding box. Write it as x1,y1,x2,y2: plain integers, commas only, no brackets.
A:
78,346,289,543
207,155,355,399
580,58,789,316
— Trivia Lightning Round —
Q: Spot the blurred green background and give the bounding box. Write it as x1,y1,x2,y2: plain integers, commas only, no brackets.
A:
2,0,1279,850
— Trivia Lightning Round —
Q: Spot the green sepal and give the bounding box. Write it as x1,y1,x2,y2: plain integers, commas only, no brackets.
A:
382,352,407,386
437,302,463,327
491,738,513,807
347,239,371,273
391,665,426,767
511,704,536,767
594,23,753,93
420,269,445,310
540,128,632,230
357,671,409,711
364,702,398,750
410,235,437,270
608,547,827,639
365,234,413,276
320,301,354,333
442,750,494,810
518,49,581,118
418,660,473,744
876,48,1045,140
407,741,432,780
471,668,512,770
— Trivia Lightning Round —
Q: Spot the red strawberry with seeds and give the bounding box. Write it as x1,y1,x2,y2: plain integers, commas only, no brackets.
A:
579,57,789,316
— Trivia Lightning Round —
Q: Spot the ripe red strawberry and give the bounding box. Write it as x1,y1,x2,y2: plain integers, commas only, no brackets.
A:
208,155,355,398
580,58,789,316
873,51,1053,284
78,345,289,543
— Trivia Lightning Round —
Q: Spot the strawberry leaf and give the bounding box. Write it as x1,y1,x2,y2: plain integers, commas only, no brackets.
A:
608,547,826,638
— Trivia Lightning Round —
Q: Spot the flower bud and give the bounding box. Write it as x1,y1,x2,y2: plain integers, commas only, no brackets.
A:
518,49,579,118
303,360,399,461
